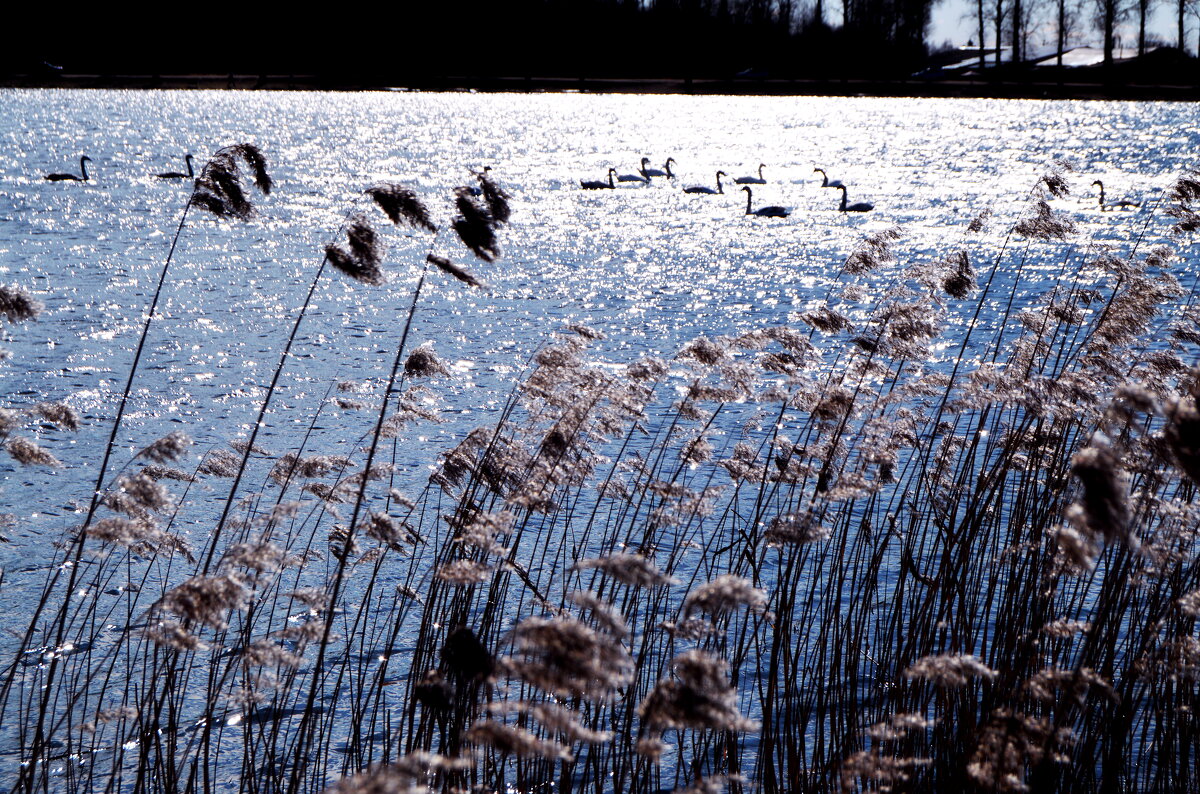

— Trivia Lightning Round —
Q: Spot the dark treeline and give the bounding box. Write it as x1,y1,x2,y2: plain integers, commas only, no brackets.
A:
8,0,934,82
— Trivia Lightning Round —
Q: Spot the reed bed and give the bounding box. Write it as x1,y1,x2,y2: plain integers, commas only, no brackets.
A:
1,147,1199,794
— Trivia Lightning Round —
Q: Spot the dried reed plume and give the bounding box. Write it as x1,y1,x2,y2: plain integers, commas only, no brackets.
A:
425,254,485,288
1014,200,1076,240
452,188,500,262
638,649,759,732
903,653,998,688
682,574,768,616
571,552,677,588
1070,434,1132,545
466,719,574,760
190,144,272,220
327,218,386,286
502,615,633,700
0,284,42,323
476,167,512,225
404,341,450,377
365,183,438,232
5,436,61,467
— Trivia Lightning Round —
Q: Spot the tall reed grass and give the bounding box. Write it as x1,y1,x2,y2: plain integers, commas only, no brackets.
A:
2,150,1199,794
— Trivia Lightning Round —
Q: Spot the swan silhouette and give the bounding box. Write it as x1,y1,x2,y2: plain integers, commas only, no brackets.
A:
813,168,844,188
684,171,727,195
640,157,675,179
157,154,194,179
581,168,617,190
735,164,767,185
835,185,873,213
617,162,650,184
742,186,789,217
638,157,667,179
45,156,91,182
1092,180,1139,211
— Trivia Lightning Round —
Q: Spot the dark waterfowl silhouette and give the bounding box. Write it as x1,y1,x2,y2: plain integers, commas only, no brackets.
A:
45,156,91,182
835,185,873,213
156,154,195,179
617,162,650,184
742,186,789,217
735,164,767,185
813,167,844,188
639,157,673,180
581,168,617,190
1092,180,1139,211
640,157,675,180
684,170,728,195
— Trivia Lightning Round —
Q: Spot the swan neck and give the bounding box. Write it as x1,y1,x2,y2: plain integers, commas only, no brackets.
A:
80,157,89,180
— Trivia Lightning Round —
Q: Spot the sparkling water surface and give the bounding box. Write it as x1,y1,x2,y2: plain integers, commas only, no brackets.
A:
0,88,1194,574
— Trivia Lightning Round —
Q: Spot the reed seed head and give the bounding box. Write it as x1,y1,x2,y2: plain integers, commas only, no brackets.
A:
571,552,676,588
0,284,41,324
365,183,438,232
5,436,61,467
405,342,450,377
904,653,997,688
426,254,485,288
638,649,758,732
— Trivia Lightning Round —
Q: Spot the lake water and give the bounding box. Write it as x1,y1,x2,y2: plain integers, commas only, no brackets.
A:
0,89,1196,790
2,90,1192,559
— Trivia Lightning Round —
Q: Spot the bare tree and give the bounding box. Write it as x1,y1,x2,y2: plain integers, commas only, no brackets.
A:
1136,0,1157,53
1177,0,1199,50
1094,0,1130,65
1054,0,1088,63
987,0,1010,64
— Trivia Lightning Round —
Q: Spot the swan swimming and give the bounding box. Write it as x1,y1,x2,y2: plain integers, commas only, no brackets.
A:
1092,180,1139,211
640,157,675,179
742,186,789,217
581,168,617,190
617,162,649,184
684,171,728,195
735,164,767,185
45,156,91,182
157,154,194,179
835,185,873,212
813,168,844,188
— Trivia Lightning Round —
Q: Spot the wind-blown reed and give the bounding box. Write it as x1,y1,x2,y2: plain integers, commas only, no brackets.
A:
2,158,1199,794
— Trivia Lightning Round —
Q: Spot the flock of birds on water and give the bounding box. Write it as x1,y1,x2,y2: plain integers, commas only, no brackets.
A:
40,154,1142,216
580,157,874,217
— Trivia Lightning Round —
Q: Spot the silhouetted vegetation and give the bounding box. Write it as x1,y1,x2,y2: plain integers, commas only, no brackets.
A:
7,0,1200,90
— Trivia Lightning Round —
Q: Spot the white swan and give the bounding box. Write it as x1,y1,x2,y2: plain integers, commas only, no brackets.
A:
742,186,789,217
45,156,91,182
157,154,194,179
813,167,843,188
1092,180,1139,211
581,168,617,190
835,185,873,213
684,170,728,195
735,164,767,185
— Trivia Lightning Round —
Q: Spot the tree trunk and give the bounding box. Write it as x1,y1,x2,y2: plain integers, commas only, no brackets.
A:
979,0,986,67
1178,0,1186,51
1057,0,1065,66
1139,0,1148,56
994,0,1004,65
1104,0,1116,67
1012,0,1022,63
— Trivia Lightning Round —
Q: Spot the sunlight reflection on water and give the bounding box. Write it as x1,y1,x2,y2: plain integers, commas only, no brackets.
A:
0,89,1194,566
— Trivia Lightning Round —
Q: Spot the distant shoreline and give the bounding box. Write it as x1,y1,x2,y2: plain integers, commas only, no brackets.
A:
3,72,1199,101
